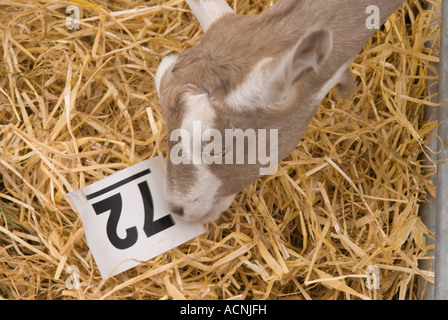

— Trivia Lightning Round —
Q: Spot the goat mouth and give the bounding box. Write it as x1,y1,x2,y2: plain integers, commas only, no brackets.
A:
174,208,217,224
199,194,237,223
184,209,220,224
179,194,236,224
197,210,220,224
181,207,223,224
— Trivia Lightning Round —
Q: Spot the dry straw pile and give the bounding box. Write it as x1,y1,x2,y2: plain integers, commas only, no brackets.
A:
0,0,441,300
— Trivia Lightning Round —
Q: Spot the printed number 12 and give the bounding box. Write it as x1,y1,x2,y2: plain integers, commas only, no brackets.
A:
91,181,175,250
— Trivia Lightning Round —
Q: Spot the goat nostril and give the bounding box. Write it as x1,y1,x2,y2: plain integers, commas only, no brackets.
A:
170,206,184,216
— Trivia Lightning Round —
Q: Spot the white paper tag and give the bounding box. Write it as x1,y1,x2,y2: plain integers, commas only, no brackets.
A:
65,156,205,279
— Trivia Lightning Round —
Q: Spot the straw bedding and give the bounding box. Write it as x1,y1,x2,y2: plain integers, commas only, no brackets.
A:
0,0,440,300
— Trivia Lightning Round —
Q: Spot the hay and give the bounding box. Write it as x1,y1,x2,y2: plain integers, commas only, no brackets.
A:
0,0,440,300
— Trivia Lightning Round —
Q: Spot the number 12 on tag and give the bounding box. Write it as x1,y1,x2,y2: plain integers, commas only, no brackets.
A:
65,156,205,279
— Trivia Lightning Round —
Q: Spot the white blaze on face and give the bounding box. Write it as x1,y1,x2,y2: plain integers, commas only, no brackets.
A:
165,92,235,222
179,93,217,165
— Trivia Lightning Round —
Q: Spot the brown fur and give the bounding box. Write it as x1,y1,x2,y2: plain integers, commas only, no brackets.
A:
158,0,405,208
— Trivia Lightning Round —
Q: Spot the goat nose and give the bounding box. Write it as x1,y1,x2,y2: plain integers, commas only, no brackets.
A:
170,205,184,217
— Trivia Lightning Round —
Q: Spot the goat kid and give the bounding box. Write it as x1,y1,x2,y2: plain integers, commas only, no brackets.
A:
155,0,405,223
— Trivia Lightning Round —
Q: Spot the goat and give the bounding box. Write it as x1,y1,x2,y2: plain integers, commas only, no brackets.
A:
155,0,405,223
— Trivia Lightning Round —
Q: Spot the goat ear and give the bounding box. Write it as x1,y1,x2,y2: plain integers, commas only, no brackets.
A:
226,28,333,110
155,54,178,98
265,28,333,105
288,29,333,77
186,0,234,31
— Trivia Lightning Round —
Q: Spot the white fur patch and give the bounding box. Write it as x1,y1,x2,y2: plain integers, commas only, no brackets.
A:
181,92,216,148
227,58,353,112
225,58,274,112
181,92,216,131
155,54,178,97
186,0,234,31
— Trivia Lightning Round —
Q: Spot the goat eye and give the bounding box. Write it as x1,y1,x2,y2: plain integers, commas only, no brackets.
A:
212,147,226,158
202,145,226,158
205,90,213,99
